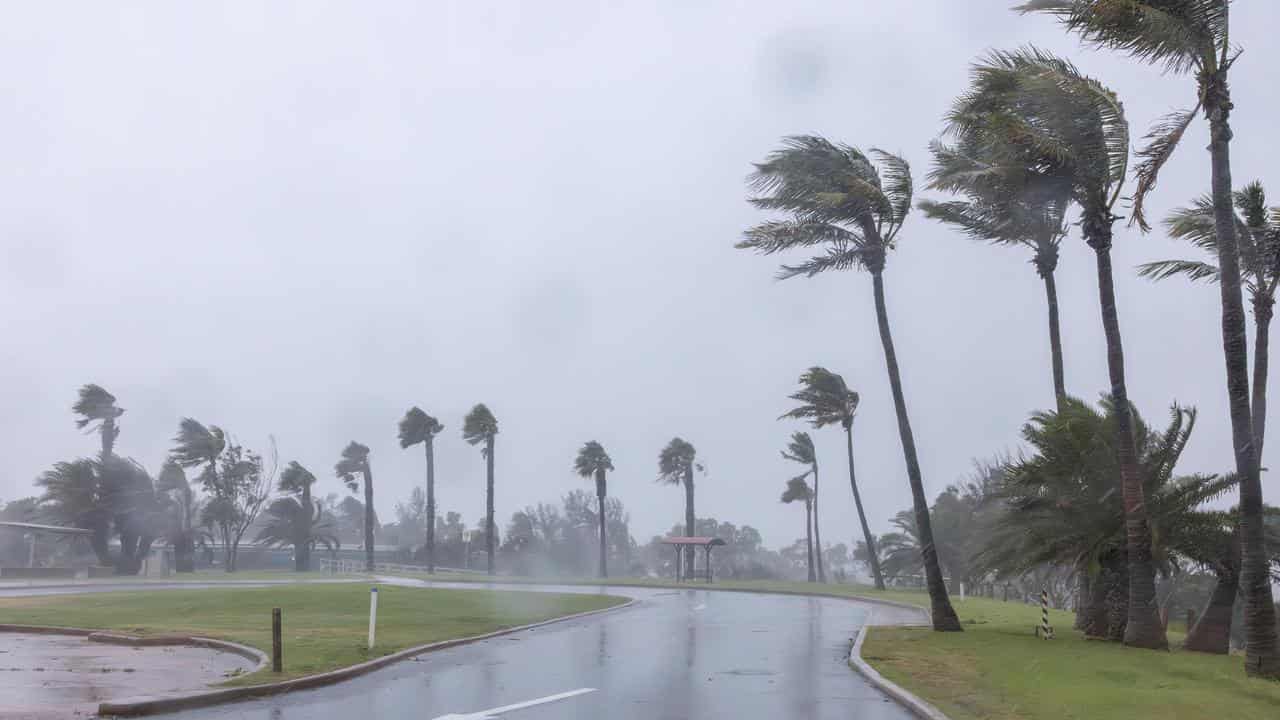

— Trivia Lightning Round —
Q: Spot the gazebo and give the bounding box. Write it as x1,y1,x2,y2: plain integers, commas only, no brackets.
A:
660,536,726,583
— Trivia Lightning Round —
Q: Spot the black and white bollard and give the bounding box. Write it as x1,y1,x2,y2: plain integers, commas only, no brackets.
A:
1036,588,1054,639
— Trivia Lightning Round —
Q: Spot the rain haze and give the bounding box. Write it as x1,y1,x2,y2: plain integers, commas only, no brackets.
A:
4,1,1280,551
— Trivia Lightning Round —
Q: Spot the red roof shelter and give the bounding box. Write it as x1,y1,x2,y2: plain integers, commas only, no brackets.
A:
660,536,726,583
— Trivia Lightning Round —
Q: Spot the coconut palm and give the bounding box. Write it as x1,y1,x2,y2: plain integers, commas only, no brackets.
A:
73,384,124,458
1019,0,1276,677
574,440,615,578
1139,184,1280,460
657,437,700,577
278,461,320,571
779,431,825,582
780,475,815,582
255,496,339,569
36,459,111,566
943,48,1167,648
920,136,1073,407
781,367,882,589
462,404,499,575
335,442,375,572
739,138,960,630
399,407,444,573
156,460,204,572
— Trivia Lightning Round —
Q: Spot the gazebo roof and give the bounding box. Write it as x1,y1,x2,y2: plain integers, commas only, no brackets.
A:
660,536,726,547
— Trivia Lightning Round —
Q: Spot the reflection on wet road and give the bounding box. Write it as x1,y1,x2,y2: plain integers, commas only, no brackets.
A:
154,580,919,720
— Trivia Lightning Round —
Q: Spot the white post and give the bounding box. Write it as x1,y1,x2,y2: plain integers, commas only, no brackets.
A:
368,586,379,649
960,582,966,601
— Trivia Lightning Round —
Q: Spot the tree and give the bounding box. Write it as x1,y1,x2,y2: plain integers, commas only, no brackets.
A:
462,404,499,575
780,367,880,588
740,137,960,630
1020,0,1276,678
574,440,615,578
944,48,1165,648
156,460,204,572
73,384,124,458
36,457,161,574
920,135,1072,407
657,437,701,577
399,407,444,573
335,442,375,572
779,431,823,582
277,461,320,571
781,475,816,582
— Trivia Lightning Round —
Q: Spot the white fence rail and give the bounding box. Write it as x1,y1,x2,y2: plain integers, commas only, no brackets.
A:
318,558,485,576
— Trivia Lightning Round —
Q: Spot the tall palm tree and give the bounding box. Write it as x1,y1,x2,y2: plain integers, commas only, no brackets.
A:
779,431,825,582
170,418,226,488
462,404,499,575
335,442,375,572
781,475,815,582
780,367,881,588
1019,0,1277,677
740,139,960,631
256,496,339,569
278,461,319,571
574,440,615,578
73,384,124,458
920,137,1073,407
156,460,202,572
399,407,444,573
944,48,1166,648
657,437,700,578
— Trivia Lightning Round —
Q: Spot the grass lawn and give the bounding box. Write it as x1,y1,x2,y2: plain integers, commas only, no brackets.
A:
861,595,1280,720
0,583,626,685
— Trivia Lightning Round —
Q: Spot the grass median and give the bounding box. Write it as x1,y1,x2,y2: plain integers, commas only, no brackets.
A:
0,583,627,685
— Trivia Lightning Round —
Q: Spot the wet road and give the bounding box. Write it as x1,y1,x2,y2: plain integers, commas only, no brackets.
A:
150,579,921,720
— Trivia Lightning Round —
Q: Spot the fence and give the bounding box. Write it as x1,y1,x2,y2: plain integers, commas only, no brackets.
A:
318,558,485,576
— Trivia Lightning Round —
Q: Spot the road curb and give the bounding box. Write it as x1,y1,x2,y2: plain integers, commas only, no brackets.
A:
94,596,636,717
847,620,952,720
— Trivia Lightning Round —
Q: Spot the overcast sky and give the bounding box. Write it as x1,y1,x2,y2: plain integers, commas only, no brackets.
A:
4,1,1280,551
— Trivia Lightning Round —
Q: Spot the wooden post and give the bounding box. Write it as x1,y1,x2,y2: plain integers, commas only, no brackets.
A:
271,607,282,672
704,546,711,583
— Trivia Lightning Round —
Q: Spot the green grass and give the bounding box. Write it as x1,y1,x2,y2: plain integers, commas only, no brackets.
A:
861,596,1280,720
0,583,626,685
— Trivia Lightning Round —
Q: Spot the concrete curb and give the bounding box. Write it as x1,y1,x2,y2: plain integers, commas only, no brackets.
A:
0,624,270,669
95,597,636,717
847,617,952,720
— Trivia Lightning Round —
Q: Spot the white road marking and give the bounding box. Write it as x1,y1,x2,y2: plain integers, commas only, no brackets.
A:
430,687,596,719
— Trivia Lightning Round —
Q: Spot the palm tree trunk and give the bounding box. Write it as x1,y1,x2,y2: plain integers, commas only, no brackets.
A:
298,482,312,572
845,425,885,590
684,467,695,578
870,270,961,631
1185,565,1238,655
805,499,815,583
1251,297,1273,462
1083,221,1167,650
425,439,436,574
485,436,495,575
1043,269,1067,408
811,461,825,582
1074,569,1091,631
1206,72,1280,676
363,464,375,573
596,474,608,579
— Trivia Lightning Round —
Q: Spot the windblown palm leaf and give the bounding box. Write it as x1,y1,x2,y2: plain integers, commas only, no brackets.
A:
334,442,370,492
779,367,859,429
780,431,816,467
462,404,498,457
575,441,614,479
399,406,444,449
656,438,698,485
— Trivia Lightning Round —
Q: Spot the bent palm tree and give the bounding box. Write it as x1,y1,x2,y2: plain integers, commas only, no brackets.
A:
920,137,1073,407
256,497,339,568
73,384,124,458
156,460,202,572
657,437,700,577
278,461,319,570
781,367,882,588
574,440,615,578
781,475,815,582
335,442,375,571
944,48,1165,648
462,404,499,575
399,407,444,573
1020,0,1276,677
740,138,960,630
779,431,825,582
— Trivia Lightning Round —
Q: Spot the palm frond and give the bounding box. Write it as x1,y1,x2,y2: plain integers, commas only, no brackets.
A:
462,404,498,447
574,440,614,478
1136,258,1220,283
737,220,865,255
657,437,697,485
869,149,914,234
1130,106,1199,231
398,406,443,449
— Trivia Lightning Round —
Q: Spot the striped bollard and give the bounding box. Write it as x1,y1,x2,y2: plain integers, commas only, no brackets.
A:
1037,588,1054,639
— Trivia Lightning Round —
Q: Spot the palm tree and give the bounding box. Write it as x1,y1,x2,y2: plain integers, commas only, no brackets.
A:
399,407,444,573
657,437,700,578
256,496,339,569
780,367,881,588
779,432,824,582
36,459,111,566
156,460,202,572
170,418,226,487
73,384,124,458
1019,0,1276,677
278,461,319,571
943,48,1167,648
1139,184,1280,459
920,137,1072,407
574,440,615,578
781,475,815,582
335,442,375,572
462,404,499,575
739,139,960,631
